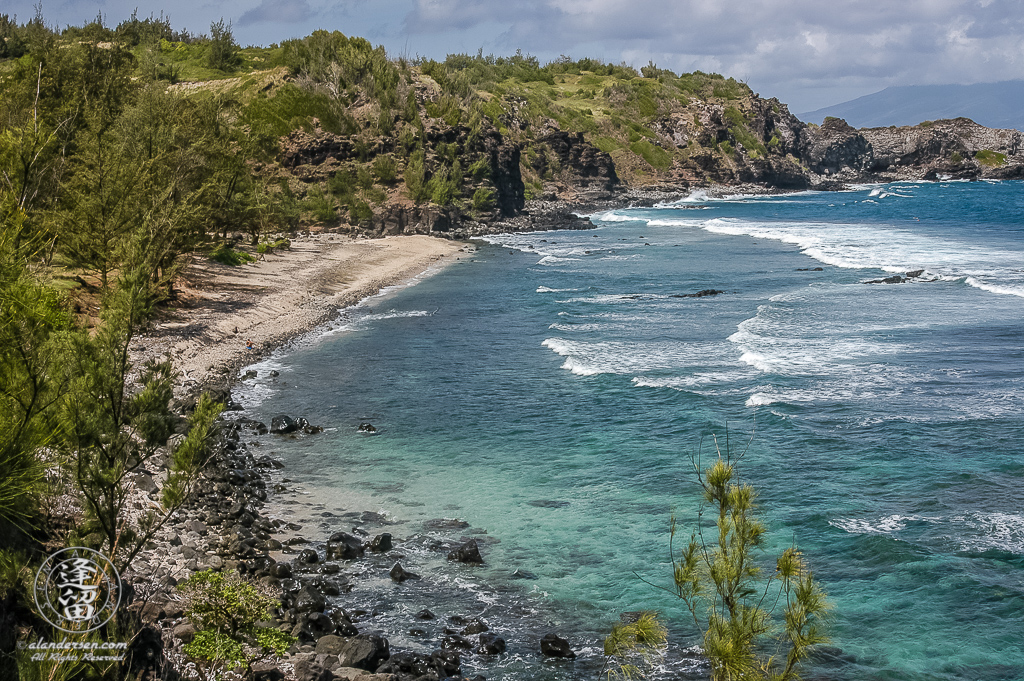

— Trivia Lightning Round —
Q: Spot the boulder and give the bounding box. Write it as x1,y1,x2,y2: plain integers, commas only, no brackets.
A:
335,634,391,671
271,415,299,434
368,533,393,553
540,633,576,658
294,585,327,614
441,634,474,650
461,618,488,635
172,622,196,644
315,635,350,656
298,548,320,565
447,540,484,565
429,649,461,678
414,609,435,620
327,532,366,560
389,563,419,583
357,423,377,433
293,659,332,681
252,663,285,681
477,633,506,655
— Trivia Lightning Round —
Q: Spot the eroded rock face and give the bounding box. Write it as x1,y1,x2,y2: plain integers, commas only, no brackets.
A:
799,117,874,176
535,130,620,193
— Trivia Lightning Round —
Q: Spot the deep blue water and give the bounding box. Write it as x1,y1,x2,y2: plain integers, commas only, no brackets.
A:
238,181,1024,681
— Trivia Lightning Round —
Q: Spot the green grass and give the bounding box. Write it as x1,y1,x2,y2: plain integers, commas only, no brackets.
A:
629,139,672,170
975,149,1007,167
242,83,351,136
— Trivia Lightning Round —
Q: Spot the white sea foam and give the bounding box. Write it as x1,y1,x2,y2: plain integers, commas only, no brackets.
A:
536,286,578,293
950,512,1024,554
537,255,581,266
831,512,1024,554
591,210,647,223
830,514,930,536
745,392,778,406
542,337,726,377
690,217,1024,297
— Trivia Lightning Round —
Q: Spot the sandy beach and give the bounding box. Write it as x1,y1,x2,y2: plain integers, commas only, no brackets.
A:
131,234,465,398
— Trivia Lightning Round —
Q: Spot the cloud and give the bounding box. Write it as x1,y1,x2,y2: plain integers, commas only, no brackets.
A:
397,0,1024,109
6,0,1024,110
239,0,315,25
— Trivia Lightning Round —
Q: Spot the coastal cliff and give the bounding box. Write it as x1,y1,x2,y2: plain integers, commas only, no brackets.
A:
225,53,1024,239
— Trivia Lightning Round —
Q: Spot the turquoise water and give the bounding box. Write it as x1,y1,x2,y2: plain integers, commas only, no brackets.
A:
239,181,1024,681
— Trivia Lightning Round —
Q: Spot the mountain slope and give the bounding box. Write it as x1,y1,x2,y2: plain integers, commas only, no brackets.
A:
797,81,1024,131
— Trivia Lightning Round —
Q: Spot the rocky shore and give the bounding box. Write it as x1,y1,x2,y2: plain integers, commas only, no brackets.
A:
120,232,618,681
125,406,597,681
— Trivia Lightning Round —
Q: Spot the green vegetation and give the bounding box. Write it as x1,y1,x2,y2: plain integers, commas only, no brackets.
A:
672,436,831,681
601,611,668,679
975,149,1007,167
209,243,257,266
179,570,296,671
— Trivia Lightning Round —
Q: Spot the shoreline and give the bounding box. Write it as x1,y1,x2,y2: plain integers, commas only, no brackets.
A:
130,234,466,402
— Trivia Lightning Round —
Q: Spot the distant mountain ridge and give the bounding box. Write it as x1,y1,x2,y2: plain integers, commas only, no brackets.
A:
797,81,1024,131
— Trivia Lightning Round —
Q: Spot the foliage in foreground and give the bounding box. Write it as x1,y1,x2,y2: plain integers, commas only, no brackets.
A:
179,570,295,673
672,436,830,681
602,611,668,680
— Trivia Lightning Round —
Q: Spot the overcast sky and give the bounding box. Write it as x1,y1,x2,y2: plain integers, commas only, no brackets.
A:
8,0,1024,112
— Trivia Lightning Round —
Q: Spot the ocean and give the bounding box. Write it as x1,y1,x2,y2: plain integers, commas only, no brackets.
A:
236,180,1024,681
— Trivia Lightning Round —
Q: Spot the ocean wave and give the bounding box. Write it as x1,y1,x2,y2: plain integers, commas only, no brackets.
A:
830,514,931,536
536,286,578,293
831,512,1024,554
537,255,582,266
542,337,726,377
950,512,1024,554
590,210,648,223
694,217,1024,298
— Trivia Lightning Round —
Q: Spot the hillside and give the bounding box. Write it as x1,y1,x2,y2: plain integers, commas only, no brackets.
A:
3,15,1024,254
797,81,1024,131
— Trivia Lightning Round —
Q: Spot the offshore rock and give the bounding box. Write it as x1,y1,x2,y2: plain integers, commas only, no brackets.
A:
270,415,299,434
540,633,576,659
447,539,484,564
389,562,419,583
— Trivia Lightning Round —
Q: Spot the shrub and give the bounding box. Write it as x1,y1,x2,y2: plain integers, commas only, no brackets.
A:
305,186,337,222
472,187,495,212
950,151,963,165
468,156,490,180
206,19,240,72
404,150,429,203
348,198,373,223
671,436,830,681
373,155,398,183
208,243,256,266
179,570,295,670
601,611,667,680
